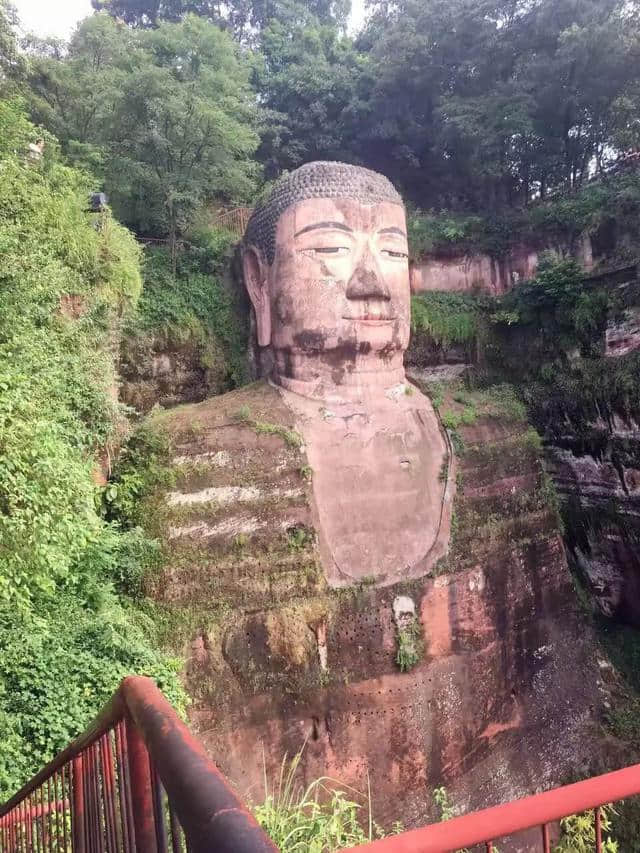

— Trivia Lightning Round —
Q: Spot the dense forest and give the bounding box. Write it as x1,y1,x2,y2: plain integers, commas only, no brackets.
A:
2,0,640,841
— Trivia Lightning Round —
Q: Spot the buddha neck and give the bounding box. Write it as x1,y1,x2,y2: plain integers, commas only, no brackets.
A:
271,348,407,403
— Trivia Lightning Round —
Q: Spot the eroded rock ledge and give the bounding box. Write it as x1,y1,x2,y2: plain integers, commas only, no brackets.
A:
146,380,601,836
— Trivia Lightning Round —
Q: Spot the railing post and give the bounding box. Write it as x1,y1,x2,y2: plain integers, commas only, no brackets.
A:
72,755,86,853
125,711,158,852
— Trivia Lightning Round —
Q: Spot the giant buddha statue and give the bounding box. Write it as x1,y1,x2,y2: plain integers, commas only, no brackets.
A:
242,161,454,585
148,161,598,832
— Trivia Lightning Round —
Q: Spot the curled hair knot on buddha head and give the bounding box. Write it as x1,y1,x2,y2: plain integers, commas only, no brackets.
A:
244,161,403,265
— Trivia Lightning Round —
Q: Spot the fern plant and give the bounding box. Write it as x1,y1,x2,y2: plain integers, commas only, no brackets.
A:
555,805,618,852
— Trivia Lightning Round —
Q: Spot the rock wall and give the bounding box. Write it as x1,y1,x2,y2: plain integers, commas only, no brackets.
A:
546,414,640,627
145,380,601,846
119,329,231,413
410,234,594,295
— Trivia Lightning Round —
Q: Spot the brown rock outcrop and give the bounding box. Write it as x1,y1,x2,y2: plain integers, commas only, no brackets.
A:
147,381,601,844
409,234,593,295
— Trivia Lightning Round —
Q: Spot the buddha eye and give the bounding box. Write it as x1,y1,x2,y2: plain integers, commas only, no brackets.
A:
381,249,408,260
313,246,350,255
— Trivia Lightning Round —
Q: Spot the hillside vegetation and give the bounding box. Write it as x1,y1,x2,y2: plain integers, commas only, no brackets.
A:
0,100,184,798
2,0,640,832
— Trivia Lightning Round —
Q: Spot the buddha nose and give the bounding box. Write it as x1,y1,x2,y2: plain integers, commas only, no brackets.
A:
345,247,391,301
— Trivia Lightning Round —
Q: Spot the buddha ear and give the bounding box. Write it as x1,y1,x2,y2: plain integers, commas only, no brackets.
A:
243,245,271,347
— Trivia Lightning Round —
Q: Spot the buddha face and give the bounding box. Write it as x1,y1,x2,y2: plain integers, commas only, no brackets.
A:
244,196,411,384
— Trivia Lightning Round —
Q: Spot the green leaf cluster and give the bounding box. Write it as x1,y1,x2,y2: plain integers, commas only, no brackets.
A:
0,101,184,799
254,750,396,852
28,13,260,249
555,805,618,852
124,238,249,389
411,291,483,348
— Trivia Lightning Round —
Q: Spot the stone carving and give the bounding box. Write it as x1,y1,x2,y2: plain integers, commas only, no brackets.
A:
242,161,454,586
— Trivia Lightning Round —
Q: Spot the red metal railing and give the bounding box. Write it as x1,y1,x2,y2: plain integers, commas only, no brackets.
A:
342,762,640,852
0,676,277,853
2,675,640,852
211,206,253,237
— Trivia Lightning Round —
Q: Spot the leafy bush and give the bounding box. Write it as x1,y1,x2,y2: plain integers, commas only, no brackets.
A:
0,101,184,798
411,291,483,349
124,240,249,389
0,594,183,799
104,422,175,531
554,805,618,852
407,209,520,260
395,619,422,672
408,172,640,262
254,750,398,852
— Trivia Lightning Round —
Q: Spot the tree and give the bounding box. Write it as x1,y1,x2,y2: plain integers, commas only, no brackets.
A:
355,0,640,208
91,0,183,27
29,13,260,257
0,0,26,91
92,0,350,41
254,0,363,176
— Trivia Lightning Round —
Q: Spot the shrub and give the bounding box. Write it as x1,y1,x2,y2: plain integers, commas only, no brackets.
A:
0,101,184,799
254,750,398,852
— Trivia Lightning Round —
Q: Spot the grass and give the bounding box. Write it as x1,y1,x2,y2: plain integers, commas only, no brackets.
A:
254,748,399,851
395,618,422,672
233,406,303,449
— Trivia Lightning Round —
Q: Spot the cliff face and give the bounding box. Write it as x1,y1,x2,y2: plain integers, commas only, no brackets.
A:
410,233,593,295
546,412,640,626
120,329,232,413
145,380,600,843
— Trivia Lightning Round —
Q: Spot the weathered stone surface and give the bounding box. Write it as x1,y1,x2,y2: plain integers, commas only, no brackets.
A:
546,422,640,625
141,162,603,847
280,383,453,587
148,381,601,847
605,307,640,357
119,330,230,413
409,235,593,296
241,163,453,583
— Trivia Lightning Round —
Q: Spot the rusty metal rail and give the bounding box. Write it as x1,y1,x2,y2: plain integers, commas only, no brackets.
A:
211,206,253,237
3,675,640,852
342,762,640,852
0,676,277,853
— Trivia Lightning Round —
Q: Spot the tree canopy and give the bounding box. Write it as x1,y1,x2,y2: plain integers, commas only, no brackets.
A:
29,13,260,251
20,0,640,222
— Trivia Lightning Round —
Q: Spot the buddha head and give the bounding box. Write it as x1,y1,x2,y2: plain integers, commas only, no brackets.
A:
242,162,411,393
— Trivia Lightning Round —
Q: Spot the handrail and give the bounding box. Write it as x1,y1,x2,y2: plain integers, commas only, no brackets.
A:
0,691,124,819
0,675,277,853
4,675,640,852
341,761,640,852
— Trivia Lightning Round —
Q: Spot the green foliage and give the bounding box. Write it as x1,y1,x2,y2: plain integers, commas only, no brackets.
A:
0,594,184,799
395,618,422,672
441,407,477,430
555,805,618,852
432,787,471,853
233,407,303,448
0,104,140,602
255,2,368,177
356,0,640,209
411,292,482,349
125,239,249,389
21,0,640,227
0,1,26,91
29,14,260,248
254,750,396,852
407,211,516,259
254,421,303,448
483,259,639,439
286,526,314,552
0,101,184,799
104,422,175,531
